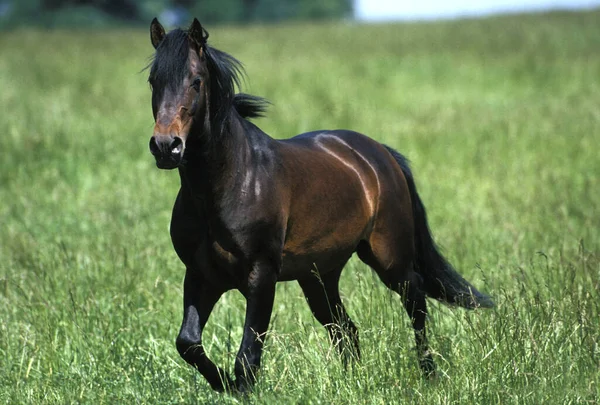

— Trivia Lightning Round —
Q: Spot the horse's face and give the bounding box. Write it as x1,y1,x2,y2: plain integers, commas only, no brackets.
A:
148,18,209,169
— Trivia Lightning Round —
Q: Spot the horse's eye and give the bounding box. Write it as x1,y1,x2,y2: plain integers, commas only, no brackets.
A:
191,77,202,92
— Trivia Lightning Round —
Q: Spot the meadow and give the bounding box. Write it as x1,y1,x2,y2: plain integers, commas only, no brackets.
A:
0,10,598,404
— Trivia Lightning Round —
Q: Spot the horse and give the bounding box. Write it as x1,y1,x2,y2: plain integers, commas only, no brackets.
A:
146,18,494,393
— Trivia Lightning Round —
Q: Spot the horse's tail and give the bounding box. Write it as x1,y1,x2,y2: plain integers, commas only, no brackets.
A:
384,145,494,309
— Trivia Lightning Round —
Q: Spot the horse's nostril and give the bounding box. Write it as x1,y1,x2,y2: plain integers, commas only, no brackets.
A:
149,136,160,155
171,137,183,155
150,135,183,160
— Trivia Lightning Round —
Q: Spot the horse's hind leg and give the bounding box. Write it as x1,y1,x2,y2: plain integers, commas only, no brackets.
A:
298,267,360,364
357,238,436,377
398,276,436,376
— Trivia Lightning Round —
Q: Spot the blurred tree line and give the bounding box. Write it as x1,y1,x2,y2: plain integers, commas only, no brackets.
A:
0,0,353,28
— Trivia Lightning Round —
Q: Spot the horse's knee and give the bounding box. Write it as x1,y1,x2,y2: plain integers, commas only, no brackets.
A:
176,335,202,361
391,269,425,297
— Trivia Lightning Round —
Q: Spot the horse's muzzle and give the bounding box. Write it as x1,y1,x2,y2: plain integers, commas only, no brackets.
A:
149,135,184,169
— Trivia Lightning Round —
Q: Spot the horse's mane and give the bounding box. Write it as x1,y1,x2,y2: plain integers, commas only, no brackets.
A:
148,28,269,122
233,93,269,119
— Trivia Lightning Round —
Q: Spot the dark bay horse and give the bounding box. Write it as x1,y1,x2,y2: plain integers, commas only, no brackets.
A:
147,18,494,392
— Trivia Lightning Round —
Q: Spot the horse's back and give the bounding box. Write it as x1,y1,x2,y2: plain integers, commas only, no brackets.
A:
278,129,388,219
280,129,406,194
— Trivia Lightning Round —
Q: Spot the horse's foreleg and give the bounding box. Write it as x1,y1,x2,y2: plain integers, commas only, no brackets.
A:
176,268,232,391
234,262,277,392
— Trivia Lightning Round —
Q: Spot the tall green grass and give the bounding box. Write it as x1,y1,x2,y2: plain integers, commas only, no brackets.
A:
1,10,598,404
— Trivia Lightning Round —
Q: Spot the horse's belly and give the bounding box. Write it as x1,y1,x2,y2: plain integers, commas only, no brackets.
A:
278,201,369,281
278,239,358,281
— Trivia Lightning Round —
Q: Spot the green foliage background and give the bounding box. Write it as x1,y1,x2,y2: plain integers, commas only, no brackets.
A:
0,0,353,29
0,10,599,404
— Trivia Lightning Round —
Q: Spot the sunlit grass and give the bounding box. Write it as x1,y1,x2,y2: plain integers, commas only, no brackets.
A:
0,10,599,404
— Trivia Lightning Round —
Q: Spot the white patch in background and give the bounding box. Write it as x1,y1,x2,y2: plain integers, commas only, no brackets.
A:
354,0,600,21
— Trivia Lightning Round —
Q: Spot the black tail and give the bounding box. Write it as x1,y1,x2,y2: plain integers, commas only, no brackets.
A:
384,145,494,309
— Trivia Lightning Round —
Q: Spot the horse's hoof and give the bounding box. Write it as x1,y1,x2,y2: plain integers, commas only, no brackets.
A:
234,378,254,395
210,373,236,393
419,354,437,379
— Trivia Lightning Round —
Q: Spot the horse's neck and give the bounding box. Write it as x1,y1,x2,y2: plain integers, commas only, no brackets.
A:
179,115,252,211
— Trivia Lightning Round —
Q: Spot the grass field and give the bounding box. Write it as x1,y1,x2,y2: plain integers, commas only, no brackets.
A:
0,10,599,404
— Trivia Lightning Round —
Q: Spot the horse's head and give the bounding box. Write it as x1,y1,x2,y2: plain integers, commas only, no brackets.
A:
147,18,210,169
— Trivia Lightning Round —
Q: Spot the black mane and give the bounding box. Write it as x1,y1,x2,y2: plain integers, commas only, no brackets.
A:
149,28,269,122
233,93,269,118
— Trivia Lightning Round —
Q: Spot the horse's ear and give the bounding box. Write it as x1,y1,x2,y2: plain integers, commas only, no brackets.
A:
188,18,209,48
150,18,166,49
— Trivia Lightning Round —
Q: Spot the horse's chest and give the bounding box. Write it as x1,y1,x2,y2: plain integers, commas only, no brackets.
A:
189,237,245,288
